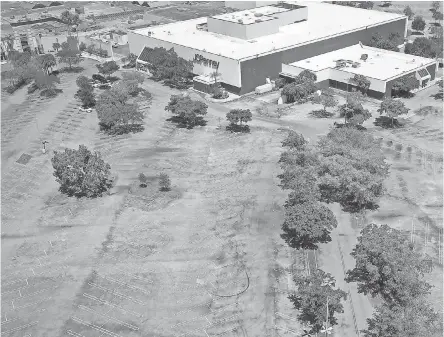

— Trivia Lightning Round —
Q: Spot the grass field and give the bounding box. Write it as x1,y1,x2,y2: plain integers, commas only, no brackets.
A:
1,3,443,334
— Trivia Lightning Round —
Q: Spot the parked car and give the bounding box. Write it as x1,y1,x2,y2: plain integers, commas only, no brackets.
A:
79,106,93,113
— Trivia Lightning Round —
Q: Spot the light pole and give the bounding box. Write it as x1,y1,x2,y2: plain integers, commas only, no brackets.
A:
320,279,335,336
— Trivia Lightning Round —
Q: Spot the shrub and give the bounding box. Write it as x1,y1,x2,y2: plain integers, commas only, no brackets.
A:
92,74,107,83
159,173,171,191
51,145,113,198
138,173,148,187
79,42,87,51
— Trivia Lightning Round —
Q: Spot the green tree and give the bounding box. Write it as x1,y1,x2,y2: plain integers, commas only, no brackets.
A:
281,130,307,150
60,10,80,35
338,91,371,126
431,1,441,13
289,269,347,334
165,95,208,128
52,42,61,52
226,109,252,127
316,127,389,212
79,41,87,51
96,87,142,130
75,76,95,107
96,61,120,79
403,5,414,20
138,173,148,187
34,70,60,96
37,54,57,75
405,37,440,58
282,80,317,103
159,173,171,191
377,98,409,126
368,32,400,51
312,88,338,113
350,74,371,95
51,145,113,198
432,10,443,24
57,42,82,70
345,224,432,306
281,202,337,250
362,300,442,337
121,71,145,84
412,16,426,32
76,75,91,89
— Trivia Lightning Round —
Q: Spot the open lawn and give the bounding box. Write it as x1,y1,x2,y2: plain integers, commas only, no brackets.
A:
1,58,443,337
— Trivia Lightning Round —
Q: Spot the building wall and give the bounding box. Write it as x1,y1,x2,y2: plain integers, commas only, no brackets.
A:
244,19,280,39
207,17,279,40
129,31,242,87
426,63,436,81
273,6,308,25
330,69,386,92
240,18,406,93
224,1,278,10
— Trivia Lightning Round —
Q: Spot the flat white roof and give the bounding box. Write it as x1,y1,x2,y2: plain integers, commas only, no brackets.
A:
289,44,436,80
213,5,289,24
132,1,406,61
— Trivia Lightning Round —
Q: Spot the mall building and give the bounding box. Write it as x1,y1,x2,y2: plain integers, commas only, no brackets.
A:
128,1,438,98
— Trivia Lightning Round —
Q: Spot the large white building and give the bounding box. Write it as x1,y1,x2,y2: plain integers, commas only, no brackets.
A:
128,1,437,97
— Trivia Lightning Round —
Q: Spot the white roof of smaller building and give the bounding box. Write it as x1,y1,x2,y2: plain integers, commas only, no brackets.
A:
132,1,406,61
289,44,436,81
213,5,289,24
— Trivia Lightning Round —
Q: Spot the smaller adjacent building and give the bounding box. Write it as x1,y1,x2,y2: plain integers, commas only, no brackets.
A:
281,44,438,99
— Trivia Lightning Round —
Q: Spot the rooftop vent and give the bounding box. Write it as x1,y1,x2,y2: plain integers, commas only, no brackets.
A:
360,54,368,61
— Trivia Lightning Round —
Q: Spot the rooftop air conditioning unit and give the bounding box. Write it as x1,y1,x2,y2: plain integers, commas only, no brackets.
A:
360,54,368,61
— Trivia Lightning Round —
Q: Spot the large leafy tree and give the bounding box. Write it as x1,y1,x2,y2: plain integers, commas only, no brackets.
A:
37,54,57,75
405,37,440,58
34,70,60,92
75,76,95,107
96,61,120,79
362,300,442,337
143,47,193,88
338,91,371,126
368,32,400,51
289,269,347,334
165,95,208,128
57,42,82,70
51,145,113,198
312,88,338,113
281,202,337,250
316,127,389,212
345,224,432,306
96,86,142,130
391,75,418,98
412,16,426,32
226,109,252,127
281,130,308,150
282,80,317,103
60,10,80,35
377,98,409,126
403,5,414,20
350,74,371,95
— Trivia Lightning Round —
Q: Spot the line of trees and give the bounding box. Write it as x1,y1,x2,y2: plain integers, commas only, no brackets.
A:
278,125,390,334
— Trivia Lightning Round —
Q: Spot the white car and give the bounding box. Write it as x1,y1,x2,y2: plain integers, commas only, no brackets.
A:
79,107,93,113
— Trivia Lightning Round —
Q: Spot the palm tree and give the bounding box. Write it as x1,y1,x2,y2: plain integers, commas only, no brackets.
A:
210,68,221,84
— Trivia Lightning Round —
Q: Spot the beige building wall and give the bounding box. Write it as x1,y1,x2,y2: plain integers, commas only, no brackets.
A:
330,68,386,92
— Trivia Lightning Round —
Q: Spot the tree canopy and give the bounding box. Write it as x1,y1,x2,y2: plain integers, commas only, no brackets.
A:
281,202,337,250
403,5,414,20
405,37,441,59
165,95,208,128
338,91,371,126
377,98,409,126
316,127,389,212
51,145,113,198
96,61,120,79
350,74,371,95
345,224,432,306
312,88,338,113
226,109,252,126
362,300,442,337
412,16,426,31
37,54,57,75
142,47,193,89
281,130,308,150
289,269,347,334
368,32,400,51
57,41,82,70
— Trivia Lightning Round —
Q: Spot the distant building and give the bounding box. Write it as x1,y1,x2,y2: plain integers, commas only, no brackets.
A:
129,1,422,96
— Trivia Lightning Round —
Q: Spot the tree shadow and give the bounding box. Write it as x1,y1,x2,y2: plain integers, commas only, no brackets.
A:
108,76,120,83
309,109,335,118
99,123,144,135
378,3,391,7
334,122,367,131
373,116,405,128
40,88,63,98
431,22,442,27
410,31,424,36
60,66,85,74
431,92,443,100
166,116,207,129
226,124,250,133
391,90,415,98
